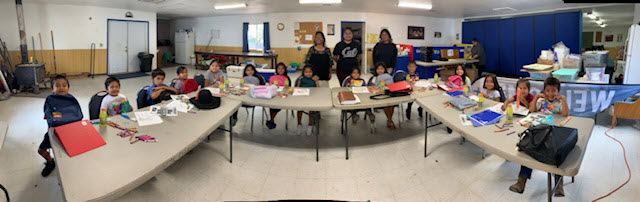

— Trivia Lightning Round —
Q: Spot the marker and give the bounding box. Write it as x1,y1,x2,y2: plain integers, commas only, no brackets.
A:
506,131,516,136
494,128,509,132
559,116,572,126
120,114,131,120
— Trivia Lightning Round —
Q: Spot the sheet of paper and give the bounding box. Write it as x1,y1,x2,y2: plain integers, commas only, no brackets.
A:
277,86,284,92
459,114,472,126
340,94,361,105
447,49,454,56
469,95,480,102
351,86,370,94
488,103,529,116
166,106,177,116
149,106,162,115
166,100,191,113
292,88,310,96
414,80,431,88
134,111,163,127
305,34,313,41
170,94,189,101
204,87,220,94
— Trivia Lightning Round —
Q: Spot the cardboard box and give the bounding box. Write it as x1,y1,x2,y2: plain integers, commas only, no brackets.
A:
537,58,554,65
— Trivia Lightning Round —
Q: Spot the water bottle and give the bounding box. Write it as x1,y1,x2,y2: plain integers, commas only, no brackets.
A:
406,74,411,82
239,78,244,87
506,104,514,122
463,85,469,96
477,94,484,109
274,79,279,87
219,81,225,92
380,80,385,90
434,73,439,84
99,108,107,127
284,79,290,90
225,78,230,89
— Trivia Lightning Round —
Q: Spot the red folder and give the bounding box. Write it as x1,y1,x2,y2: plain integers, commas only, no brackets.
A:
54,120,106,157
386,81,412,92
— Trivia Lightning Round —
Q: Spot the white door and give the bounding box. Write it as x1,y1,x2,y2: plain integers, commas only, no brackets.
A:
127,21,148,72
107,21,128,74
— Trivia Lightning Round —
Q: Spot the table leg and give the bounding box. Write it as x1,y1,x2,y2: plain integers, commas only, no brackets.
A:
344,111,349,160
424,110,428,157
547,173,552,202
229,117,233,163
316,112,320,162
340,111,344,135
0,183,8,202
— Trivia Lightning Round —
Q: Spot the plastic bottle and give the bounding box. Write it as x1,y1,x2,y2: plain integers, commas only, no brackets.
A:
506,104,513,122
477,94,485,109
406,74,411,83
99,108,107,127
380,80,385,90
434,73,439,84
463,85,469,96
239,78,245,87
274,79,279,87
219,81,225,92
225,78,230,89
284,79,290,91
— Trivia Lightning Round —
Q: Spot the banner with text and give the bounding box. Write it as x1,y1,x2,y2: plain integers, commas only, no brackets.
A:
470,77,640,117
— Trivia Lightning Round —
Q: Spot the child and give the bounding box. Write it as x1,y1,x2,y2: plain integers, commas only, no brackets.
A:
38,75,74,176
405,61,423,120
204,60,226,88
243,64,265,85
456,65,472,87
101,77,132,115
173,66,189,94
266,63,292,129
295,65,319,135
369,62,396,129
344,68,375,124
510,76,569,197
147,69,179,105
501,78,534,110
481,74,502,102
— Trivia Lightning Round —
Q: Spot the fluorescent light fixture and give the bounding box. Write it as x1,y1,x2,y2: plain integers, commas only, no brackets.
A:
596,21,603,25
586,11,596,19
600,24,607,28
299,0,341,4
595,17,601,23
397,1,432,10
214,3,247,9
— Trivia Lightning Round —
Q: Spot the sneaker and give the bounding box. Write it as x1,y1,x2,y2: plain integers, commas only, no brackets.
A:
266,120,277,129
296,125,304,135
41,160,56,177
405,108,411,120
418,107,423,118
306,126,313,136
352,114,360,124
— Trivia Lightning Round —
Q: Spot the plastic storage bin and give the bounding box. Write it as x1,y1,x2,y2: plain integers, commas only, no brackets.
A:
583,51,609,65
529,72,551,80
288,62,299,73
585,65,606,81
563,54,581,69
552,68,579,82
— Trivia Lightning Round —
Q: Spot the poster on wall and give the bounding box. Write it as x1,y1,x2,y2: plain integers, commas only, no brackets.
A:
434,32,442,38
327,24,335,35
294,22,323,44
595,31,602,42
366,33,379,44
605,34,614,42
408,26,424,39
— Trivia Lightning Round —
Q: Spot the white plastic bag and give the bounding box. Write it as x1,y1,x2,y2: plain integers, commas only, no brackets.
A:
553,42,570,68
250,85,277,99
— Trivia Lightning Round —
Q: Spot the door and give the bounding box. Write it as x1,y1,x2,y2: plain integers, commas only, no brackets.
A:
127,21,149,72
107,20,149,74
582,32,594,50
108,21,128,74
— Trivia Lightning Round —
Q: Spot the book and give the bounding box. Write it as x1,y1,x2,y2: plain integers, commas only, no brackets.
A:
54,120,106,157
338,91,360,105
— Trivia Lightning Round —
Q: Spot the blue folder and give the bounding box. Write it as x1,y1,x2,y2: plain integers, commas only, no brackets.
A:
446,90,464,97
469,110,502,127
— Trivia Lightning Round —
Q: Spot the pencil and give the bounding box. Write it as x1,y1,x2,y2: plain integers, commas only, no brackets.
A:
506,131,516,136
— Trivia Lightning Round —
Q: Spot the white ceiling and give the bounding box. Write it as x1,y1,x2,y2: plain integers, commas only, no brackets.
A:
582,5,635,29
24,0,616,19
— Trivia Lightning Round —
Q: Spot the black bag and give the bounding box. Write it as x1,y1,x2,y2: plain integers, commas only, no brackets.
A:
89,91,108,120
369,89,411,100
516,124,578,167
136,86,151,109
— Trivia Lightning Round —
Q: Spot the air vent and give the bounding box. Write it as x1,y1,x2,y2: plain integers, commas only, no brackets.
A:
493,7,518,12
138,0,167,4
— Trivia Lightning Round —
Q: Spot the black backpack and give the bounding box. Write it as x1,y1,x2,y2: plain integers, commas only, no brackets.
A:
44,94,83,127
89,91,108,120
136,86,151,109
194,74,205,88
516,124,578,167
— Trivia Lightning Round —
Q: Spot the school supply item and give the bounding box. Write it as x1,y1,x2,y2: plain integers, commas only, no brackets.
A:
53,120,106,157
99,108,107,127
559,116,572,126
488,103,529,116
447,75,462,88
134,111,163,127
413,80,431,88
446,90,464,97
249,85,278,99
447,97,477,110
106,121,138,133
469,110,503,127
506,104,514,122
338,91,361,105
44,94,83,127
516,124,578,167
350,86,370,94
459,114,472,126
292,88,310,96
523,63,553,71
387,81,412,93
189,90,221,109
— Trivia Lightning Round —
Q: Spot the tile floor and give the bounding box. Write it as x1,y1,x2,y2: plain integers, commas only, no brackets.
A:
0,65,638,202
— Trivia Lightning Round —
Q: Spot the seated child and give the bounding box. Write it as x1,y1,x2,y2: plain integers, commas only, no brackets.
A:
172,66,189,94
243,64,265,85
204,60,226,88
295,65,319,136
368,62,396,129
456,65,472,87
266,63,292,129
480,74,502,102
404,61,423,120
344,68,375,124
101,76,132,115
147,69,179,105
510,76,569,197
501,78,534,110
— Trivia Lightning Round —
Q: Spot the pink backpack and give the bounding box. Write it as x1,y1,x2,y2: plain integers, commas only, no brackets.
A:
269,75,287,86
447,75,462,87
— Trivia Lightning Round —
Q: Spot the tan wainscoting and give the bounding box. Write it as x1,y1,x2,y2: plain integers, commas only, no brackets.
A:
7,49,107,75
195,46,317,69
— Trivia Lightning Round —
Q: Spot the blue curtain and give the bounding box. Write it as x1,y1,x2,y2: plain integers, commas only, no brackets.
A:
242,22,249,53
263,22,270,51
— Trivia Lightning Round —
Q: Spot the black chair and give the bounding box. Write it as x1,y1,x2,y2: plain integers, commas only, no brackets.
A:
88,91,108,120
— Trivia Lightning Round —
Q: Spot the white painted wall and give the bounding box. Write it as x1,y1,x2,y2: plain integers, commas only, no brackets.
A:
583,26,629,48
634,4,640,24
0,1,158,69
173,12,460,49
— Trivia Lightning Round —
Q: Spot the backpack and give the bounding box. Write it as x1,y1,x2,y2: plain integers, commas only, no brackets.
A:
136,86,151,109
182,79,199,94
169,78,179,88
44,94,83,127
516,124,578,167
194,74,205,88
392,71,408,82
89,91,108,120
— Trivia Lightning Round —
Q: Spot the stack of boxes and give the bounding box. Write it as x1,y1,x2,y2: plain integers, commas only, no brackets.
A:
582,51,609,82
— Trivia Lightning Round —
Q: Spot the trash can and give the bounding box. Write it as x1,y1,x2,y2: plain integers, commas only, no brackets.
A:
138,52,154,72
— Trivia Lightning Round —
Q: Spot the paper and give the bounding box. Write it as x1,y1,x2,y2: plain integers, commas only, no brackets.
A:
447,49,454,56
166,100,193,113
518,113,546,126
305,34,313,41
469,95,480,102
459,115,472,126
170,94,189,101
414,80,431,88
204,87,220,94
166,106,177,116
292,88,310,96
277,86,284,92
488,103,530,116
134,111,163,127
351,86,370,94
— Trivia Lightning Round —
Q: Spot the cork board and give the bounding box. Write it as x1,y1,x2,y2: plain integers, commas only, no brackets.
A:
294,22,322,44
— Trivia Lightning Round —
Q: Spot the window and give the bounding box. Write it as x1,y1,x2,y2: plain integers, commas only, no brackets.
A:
248,24,264,51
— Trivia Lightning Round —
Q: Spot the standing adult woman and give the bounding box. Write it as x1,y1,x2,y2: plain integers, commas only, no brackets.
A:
373,29,397,74
333,27,362,85
304,31,333,87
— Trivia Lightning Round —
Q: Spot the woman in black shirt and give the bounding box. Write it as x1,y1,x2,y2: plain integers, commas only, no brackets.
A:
304,31,333,87
333,28,362,85
373,29,397,74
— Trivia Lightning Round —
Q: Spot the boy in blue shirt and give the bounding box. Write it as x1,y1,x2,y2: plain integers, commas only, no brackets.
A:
147,69,179,104
38,75,73,176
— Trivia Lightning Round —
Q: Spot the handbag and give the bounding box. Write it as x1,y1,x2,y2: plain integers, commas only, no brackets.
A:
516,124,578,167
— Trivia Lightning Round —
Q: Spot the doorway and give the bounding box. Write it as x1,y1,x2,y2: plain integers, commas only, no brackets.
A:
107,19,149,75
341,21,367,74
582,31,594,51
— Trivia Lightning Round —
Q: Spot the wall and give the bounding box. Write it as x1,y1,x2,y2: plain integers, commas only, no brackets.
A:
0,1,157,75
583,26,629,48
174,12,460,69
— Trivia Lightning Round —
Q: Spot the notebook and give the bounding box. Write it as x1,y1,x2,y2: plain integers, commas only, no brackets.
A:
446,90,464,97
338,91,360,105
448,97,477,110
54,120,106,157
469,110,503,127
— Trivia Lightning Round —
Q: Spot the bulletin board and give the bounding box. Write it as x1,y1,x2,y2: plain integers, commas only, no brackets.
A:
294,22,323,44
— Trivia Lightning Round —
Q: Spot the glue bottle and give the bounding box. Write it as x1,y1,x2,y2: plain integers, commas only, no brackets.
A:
99,108,107,127
506,104,514,122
